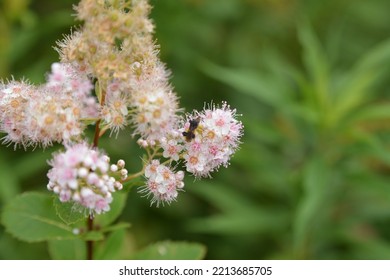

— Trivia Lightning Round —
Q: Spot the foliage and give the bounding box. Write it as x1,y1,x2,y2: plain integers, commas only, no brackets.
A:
1,0,390,259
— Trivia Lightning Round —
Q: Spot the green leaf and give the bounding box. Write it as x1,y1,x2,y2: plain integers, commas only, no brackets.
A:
351,131,390,165
332,38,390,123
95,191,128,227
81,231,104,241
100,222,131,233
199,60,290,110
48,239,86,260
352,37,390,74
0,154,20,203
0,231,50,259
350,239,390,260
187,182,289,235
13,148,53,181
9,11,74,65
187,211,288,235
95,228,126,260
293,157,331,256
1,192,76,242
133,241,206,260
54,197,85,225
189,182,257,214
297,20,330,110
347,103,390,123
346,172,390,219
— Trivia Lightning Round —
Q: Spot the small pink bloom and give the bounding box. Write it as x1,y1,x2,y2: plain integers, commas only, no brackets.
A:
47,143,127,216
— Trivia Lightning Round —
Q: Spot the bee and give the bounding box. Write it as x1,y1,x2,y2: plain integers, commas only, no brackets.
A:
182,116,201,142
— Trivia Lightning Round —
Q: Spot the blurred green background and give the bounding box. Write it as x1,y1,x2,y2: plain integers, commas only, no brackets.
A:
1,0,390,259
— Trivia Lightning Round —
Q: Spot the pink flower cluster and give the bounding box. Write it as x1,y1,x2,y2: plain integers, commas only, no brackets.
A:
140,160,185,206
47,142,127,215
181,102,243,177
141,101,243,206
159,101,243,178
0,63,98,148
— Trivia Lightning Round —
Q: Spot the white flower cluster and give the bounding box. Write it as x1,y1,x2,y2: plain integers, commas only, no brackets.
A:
141,101,243,206
140,159,185,206
0,63,98,148
56,0,180,142
182,101,243,177
159,101,243,178
47,142,127,215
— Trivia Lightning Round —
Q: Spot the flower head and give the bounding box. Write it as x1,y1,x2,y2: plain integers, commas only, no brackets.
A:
180,101,243,178
56,0,181,139
47,142,127,215
140,160,185,206
0,80,37,147
0,63,99,148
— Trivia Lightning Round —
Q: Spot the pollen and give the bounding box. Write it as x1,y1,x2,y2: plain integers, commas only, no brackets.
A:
189,156,199,165
113,100,122,109
59,114,66,122
156,97,164,105
73,107,81,116
138,96,147,104
137,113,146,123
206,130,215,139
10,99,20,108
153,109,161,118
163,170,171,180
113,115,125,125
45,116,54,125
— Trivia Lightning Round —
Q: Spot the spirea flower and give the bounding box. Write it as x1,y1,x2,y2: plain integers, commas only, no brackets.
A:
130,86,180,142
0,63,99,148
160,137,183,161
56,0,181,139
62,0,155,84
47,142,127,215
0,80,37,147
181,101,243,178
140,160,185,206
100,81,130,136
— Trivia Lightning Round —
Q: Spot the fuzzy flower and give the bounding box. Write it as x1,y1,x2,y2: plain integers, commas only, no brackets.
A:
58,0,155,84
47,142,127,215
0,80,37,147
140,159,185,206
180,101,243,178
0,63,99,148
56,0,181,139
160,137,183,161
130,87,180,142
100,81,130,136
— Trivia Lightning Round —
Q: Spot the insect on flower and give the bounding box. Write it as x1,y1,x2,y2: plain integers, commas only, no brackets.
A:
182,116,201,142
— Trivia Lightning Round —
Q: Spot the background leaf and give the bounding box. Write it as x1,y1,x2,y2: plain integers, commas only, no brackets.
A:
48,239,86,260
94,228,126,260
54,197,85,225
0,154,20,204
1,192,76,242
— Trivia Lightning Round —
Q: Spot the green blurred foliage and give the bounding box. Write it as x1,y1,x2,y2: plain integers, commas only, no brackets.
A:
1,0,390,259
